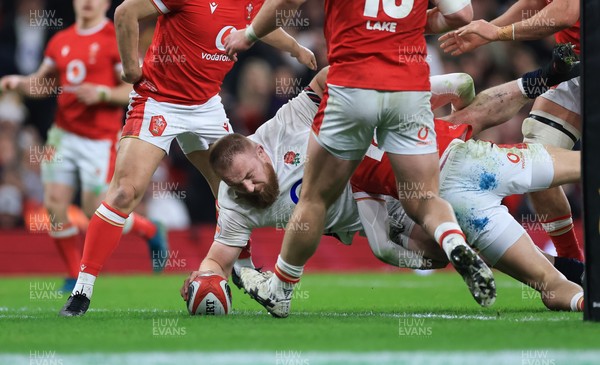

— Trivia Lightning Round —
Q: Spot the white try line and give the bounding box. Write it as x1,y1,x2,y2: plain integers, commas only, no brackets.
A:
0,307,577,322
4,350,600,365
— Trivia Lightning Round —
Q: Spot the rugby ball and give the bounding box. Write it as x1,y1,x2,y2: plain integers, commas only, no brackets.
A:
187,273,232,315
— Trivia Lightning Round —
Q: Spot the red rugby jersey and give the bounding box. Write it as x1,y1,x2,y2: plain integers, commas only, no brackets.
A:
44,20,123,141
135,0,263,105
324,0,430,91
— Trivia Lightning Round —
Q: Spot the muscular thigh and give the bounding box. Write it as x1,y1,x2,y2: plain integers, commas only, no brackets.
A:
311,85,380,161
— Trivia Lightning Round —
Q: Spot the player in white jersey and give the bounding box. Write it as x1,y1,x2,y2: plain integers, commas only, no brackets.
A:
181,64,584,311
212,81,362,249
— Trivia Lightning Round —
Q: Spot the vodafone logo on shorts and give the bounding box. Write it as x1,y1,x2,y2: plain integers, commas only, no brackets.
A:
215,26,236,51
417,127,429,141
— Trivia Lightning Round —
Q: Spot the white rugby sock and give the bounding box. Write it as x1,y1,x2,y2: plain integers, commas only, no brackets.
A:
570,292,584,312
72,272,96,298
434,222,467,256
270,256,302,294
275,255,304,279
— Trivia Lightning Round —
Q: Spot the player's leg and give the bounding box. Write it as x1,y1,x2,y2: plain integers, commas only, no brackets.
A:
382,91,496,306
280,137,358,264
75,135,168,273
354,193,447,269
82,190,168,273
40,127,81,292
524,86,582,260
177,94,234,199
59,138,166,316
81,137,165,271
239,85,371,317
44,183,79,290
538,247,585,286
386,151,495,306
545,146,580,186
243,135,358,317
184,146,221,197
494,233,583,311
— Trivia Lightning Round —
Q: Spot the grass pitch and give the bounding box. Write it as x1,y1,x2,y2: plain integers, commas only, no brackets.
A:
1,272,599,364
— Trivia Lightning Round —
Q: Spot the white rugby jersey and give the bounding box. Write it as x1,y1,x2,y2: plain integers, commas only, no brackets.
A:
215,90,362,247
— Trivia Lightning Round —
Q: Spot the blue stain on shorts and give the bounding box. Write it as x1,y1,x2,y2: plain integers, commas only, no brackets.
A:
479,172,498,190
468,216,490,232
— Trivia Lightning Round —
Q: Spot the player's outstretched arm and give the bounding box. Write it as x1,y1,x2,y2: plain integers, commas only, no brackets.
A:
440,0,577,55
114,0,159,84
438,0,546,54
224,0,305,61
441,80,529,136
180,241,241,301
261,29,317,70
425,0,473,34
442,43,579,135
0,61,57,98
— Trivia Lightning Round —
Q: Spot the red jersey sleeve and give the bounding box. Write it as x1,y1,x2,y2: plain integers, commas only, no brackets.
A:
43,34,60,65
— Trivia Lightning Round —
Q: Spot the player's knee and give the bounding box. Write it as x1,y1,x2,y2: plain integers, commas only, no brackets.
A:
401,195,445,226
108,182,139,210
522,111,580,149
43,190,69,215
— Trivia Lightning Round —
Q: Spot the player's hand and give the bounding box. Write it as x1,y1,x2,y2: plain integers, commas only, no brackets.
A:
224,29,255,62
0,75,24,94
291,45,317,71
180,270,214,301
439,27,491,56
121,66,142,84
456,20,500,42
74,83,104,105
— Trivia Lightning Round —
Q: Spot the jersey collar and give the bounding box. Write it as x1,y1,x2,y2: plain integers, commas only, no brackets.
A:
76,18,108,36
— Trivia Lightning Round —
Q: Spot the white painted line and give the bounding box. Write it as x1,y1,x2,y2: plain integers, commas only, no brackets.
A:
3,350,600,365
0,307,578,322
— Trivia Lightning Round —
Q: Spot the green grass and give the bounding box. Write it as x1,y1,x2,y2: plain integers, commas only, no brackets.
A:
1,272,599,364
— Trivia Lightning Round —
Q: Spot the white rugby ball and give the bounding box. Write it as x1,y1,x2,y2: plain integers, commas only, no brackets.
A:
187,273,232,315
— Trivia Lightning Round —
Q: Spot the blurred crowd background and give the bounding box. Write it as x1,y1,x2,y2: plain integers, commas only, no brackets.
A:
0,0,582,230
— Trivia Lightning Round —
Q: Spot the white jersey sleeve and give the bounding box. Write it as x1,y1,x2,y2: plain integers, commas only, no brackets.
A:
214,202,253,247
